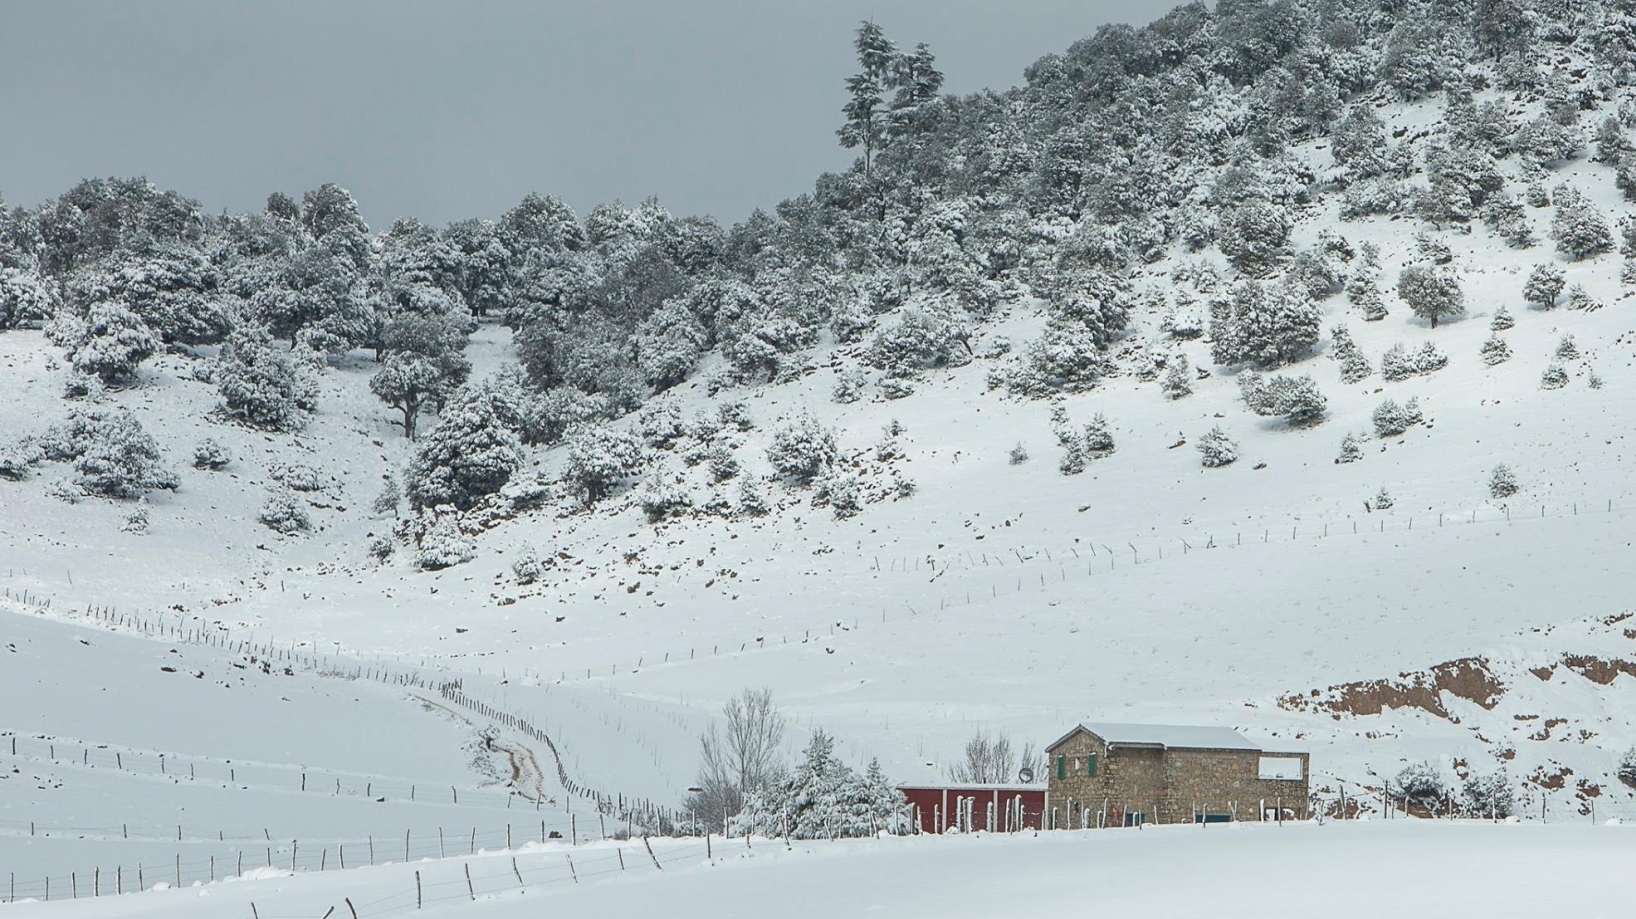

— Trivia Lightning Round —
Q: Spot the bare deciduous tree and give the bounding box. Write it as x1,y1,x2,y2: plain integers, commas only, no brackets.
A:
949,729,1040,784
685,687,787,829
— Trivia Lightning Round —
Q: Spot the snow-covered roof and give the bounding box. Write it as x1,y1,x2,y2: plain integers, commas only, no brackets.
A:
1049,722,1261,752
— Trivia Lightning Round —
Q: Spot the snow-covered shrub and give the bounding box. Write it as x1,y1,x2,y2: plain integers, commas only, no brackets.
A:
1480,335,1512,365
1551,194,1614,260
1373,486,1394,510
1080,414,1114,457
43,409,179,500
1396,266,1464,328
1218,199,1291,277
1196,426,1238,468
1058,439,1086,475
1541,362,1569,389
1565,283,1597,312
215,325,318,431
832,369,866,404
258,487,311,534
767,414,838,485
707,444,740,482
561,426,647,504
991,328,1114,396
734,730,903,840
1414,232,1453,265
1208,281,1321,368
1161,355,1193,399
192,438,231,470
1329,325,1372,383
1489,464,1519,499
865,306,971,376
877,377,914,400
416,516,475,570
1381,342,1448,381
1490,306,1515,331
1589,367,1605,389
1008,443,1029,465
1523,263,1565,309
273,463,325,492
1393,761,1447,815
1336,432,1364,464
1240,372,1328,426
1371,397,1423,437
717,401,754,432
367,535,394,562
516,388,620,447
1461,771,1514,818
1555,334,1580,360
372,476,401,517
636,402,687,449
1161,295,1206,340
511,546,543,585
631,300,706,390
404,387,526,512
59,302,160,387
120,502,150,534
0,440,41,480
736,477,769,517
818,473,862,519
1339,177,1413,220
638,472,694,522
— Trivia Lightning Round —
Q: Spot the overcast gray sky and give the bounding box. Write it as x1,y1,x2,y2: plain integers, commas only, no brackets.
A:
0,1,1167,228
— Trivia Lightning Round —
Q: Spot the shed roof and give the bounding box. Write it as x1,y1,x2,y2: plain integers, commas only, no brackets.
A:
1048,722,1261,753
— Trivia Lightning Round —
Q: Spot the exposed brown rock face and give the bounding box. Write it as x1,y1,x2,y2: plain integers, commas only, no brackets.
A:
1278,657,1503,719
1559,655,1636,685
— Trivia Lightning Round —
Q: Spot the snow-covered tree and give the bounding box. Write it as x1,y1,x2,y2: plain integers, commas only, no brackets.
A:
1393,762,1447,815
838,21,897,178
1381,342,1448,381
372,475,401,517
1556,334,1580,360
415,515,476,569
1490,305,1515,330
1461,771,1514,819
1489,463,1519,499
511,546,543,585
258,486,311,534
62,410,178,499
59,301,159,386
192,438,231,470
214,325,319,431
1619,747,1636,788
1372,397,1423,437
865,305,972,376
561,425,647,504
1218,199,1292,277
1523,264,1565,309
369,313,471,440
1209,281,1321,368
688,687,788,833
1241,372,1327,426
638,471,694,522
1396,266,1464,328
1197,426,1238,468
767,414,839,485
1329,325,1372,383
1552,192,1614,261
1373,486,1394,510
1336,432,1363,464
1481,335,1512,365
1008,442,1029,465
1161,354,1193,399
1541,362,1569,389
630,300,707,391
404,386,525,511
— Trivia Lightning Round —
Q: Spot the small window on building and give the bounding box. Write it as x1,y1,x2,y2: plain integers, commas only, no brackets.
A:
1056,755,1066,780
1087,753,1097,777
1258,756,1304,780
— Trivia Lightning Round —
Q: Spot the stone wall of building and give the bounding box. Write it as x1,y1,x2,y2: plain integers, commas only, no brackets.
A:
1045,728,1310,825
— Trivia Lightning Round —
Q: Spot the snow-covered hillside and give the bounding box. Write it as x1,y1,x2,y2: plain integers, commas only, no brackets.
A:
8,0,1636,911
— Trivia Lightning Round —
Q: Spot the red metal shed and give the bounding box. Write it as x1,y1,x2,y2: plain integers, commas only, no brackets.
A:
897,784,1048,833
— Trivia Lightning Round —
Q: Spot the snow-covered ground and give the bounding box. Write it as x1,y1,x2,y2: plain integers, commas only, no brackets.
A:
6,822,1635,918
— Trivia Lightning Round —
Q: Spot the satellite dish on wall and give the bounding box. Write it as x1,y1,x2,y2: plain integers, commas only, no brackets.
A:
1018,766,1035,783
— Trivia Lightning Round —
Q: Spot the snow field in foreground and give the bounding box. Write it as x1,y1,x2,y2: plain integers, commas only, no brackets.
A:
7,822,1636,919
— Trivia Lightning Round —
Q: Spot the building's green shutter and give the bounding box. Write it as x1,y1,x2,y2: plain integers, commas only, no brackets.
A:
1056,755,1066,780
1087,753,1097,777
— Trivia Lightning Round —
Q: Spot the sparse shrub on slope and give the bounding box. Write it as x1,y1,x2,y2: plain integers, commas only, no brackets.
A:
258,486,311,534
1196,426,1238,468
192,438,231,470
767,414,838,485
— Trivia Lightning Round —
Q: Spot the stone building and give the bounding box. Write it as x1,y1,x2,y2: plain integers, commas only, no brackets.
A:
1044,722,1309,827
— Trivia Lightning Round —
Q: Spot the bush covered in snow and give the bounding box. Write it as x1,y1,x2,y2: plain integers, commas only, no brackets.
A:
1460,771,1514,818
1161,354,1193,399
405,386,525,511
1489,463,1518,499
1396,266,1464,328
865,305,971,376
734,729,903,839
561,426,647,504
415,516,476,570
1372,486,1394,510
1541,362,1569,389
1196,426,1238,468
1240,372,1327,426
35,408,179,500
1619,748,1636,789
1480,335,1512,366
1489,306,1515,331
258,486,311,534
215,325,319,431
1336,432,1363,464
192,438,231,470
1555,334,1580,360
1371,397,1423,438
1393,761,1447,815
1523,263,1564,309
1208,281,1320,368
56,302,160,387
511,546,543,585
272,463,325,492
1008,443,1029,465
1381,341,1448,381
638,472,694,522
767,414,838,485
1329,325,1371,383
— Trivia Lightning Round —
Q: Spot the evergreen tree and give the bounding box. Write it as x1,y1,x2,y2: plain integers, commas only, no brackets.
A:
838,21,898,178
767,414,839,485
369,313,471,439
215,325,319,431
60,301,160,387
1197,426,1239,468
561,426,647,504
1161,354,1193,399
1396,266,1464,328
404,386,526,511
1523,263,1565,309
889,42,944,137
